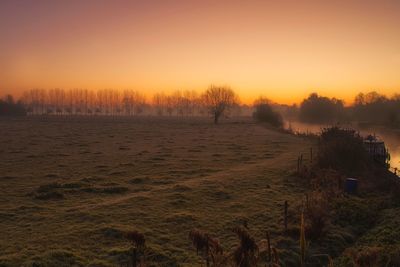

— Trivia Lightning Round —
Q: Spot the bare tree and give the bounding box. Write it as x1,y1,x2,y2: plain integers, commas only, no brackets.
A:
202,85,238,124
152,93,166,116
133,91,147,115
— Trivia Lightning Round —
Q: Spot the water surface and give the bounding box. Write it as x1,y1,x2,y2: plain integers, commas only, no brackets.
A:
285,121,400,170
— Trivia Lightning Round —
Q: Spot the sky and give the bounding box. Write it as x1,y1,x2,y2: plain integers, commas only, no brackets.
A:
1,0,399,104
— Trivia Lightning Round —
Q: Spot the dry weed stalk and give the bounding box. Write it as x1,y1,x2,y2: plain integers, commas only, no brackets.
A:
232,226,259,267
300,212,306,267
126,230,146,267
189,228,224,267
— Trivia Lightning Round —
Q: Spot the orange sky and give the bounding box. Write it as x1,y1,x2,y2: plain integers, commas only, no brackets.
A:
1,0,399,104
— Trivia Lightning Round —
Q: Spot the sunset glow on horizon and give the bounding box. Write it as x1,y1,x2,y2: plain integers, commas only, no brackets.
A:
1,0,399,104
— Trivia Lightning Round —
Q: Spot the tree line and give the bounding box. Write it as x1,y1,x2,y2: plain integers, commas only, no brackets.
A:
2,87,400,127
1,86,249,123
0,95,26,116
284,91,400,127
20,88,148,116
17,87,241,120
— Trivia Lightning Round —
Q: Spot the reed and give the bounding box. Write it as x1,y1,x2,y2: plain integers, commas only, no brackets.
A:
300,212,306,267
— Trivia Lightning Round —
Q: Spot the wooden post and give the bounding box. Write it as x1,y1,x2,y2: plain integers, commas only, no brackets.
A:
284,200,288,232
310,147,313,164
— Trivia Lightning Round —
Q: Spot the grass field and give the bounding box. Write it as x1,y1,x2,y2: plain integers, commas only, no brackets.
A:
0,117,313,266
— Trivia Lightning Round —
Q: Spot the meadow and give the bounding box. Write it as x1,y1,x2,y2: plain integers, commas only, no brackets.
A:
0,117,313,266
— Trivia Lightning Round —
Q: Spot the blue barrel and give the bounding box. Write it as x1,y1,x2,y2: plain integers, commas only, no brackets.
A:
345,178,358,194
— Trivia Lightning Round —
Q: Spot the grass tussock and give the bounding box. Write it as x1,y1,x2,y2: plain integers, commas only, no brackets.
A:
32,182,64,200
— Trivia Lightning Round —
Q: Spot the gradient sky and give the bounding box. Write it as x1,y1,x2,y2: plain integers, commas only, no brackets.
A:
1,0,399,104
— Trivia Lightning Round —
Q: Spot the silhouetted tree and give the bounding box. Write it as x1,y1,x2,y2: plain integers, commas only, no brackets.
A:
299,93,344,123
202,85,238,124
0,95,26,116
352,91,400,126
252,98,283,128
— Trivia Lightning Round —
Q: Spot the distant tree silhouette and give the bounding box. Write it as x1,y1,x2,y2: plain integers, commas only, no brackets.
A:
352,91,400,126
299,93,344,124
252,97,283,128
152,92,166,116
182,90,200,116
20,88,149,116
151,90,202,117
15,87,248,118
0,95,26,116
202,85,238,124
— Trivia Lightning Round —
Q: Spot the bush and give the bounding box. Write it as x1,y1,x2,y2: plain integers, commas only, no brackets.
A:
253,103,283,128
317,127,369,174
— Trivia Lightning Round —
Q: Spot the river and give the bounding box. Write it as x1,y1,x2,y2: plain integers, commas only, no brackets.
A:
285,121,400,170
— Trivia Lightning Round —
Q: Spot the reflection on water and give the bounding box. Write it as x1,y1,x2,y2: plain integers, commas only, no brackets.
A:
285,121,400,170
358,126,400,170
